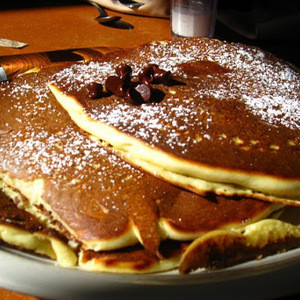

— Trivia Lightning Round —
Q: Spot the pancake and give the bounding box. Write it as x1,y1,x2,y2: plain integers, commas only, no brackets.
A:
79,240,188,274
0,187,187,273
0,188,77,267
179,217,300,274
0,59,279,260
1,185,298,274
2,49,300,274
48,38,300,205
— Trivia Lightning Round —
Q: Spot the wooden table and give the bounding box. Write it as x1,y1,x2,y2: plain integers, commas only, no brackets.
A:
0,2,171,56
0,2,299,300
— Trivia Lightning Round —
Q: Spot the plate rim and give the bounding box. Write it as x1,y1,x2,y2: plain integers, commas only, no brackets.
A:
0,245,299,299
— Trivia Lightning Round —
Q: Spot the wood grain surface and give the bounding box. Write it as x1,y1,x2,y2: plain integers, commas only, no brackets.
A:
0,2,171,57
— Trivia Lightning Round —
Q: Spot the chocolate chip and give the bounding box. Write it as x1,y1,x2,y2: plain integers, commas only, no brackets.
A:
138,64,172,85
116,64,132,82
86,82,103,99
135,83,151,102
105,76,129,98
138,64,158,84
125,83,151,105
153,69,172,85
101,64,175,105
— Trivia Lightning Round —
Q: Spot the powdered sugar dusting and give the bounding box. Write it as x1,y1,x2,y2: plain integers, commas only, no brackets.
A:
51,38,300,155
2,123,139,184
0,76,49,102
243,95,300,130
0,74,142,187
90,96,210,152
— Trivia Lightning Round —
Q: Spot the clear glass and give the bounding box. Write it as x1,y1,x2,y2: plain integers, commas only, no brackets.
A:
171,0,218,38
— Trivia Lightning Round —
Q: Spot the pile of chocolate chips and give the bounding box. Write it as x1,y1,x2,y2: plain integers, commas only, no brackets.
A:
86,64,173,105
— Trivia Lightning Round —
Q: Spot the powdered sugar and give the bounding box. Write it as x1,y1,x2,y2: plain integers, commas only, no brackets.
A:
51,38,300,156
0,74,141,186
243,95,300,130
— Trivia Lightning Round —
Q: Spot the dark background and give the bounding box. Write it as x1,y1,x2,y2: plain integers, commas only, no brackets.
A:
216,0,300,68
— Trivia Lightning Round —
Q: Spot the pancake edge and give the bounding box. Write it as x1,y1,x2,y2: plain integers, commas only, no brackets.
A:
49,83,300,203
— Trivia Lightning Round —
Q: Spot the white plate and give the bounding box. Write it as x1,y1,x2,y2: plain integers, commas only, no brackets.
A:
0,245,299,300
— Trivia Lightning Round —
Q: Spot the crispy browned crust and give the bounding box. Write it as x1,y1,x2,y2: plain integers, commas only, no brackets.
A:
80,240,189,273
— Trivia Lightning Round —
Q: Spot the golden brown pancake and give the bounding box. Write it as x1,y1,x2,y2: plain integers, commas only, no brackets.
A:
1,186,298,274
179,217,300,274
2,42,299,273
0,59,278,265
0,187,187,273
79,240,188,274
0,188,77,267
49,38,300,205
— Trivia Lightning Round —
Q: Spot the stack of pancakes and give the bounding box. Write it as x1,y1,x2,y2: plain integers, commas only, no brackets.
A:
1,37,299,274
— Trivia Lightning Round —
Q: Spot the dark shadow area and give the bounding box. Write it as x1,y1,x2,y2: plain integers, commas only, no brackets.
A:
0,0,85,10
149,88,165,104
100,19,134,30
215,0,300,68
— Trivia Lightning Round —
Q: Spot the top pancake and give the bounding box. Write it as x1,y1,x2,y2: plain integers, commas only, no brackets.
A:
0,64,276,257
49,38,300,204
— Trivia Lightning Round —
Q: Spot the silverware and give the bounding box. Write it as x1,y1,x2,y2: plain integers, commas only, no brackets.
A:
0,38,28,49
0,46,121,82
0,66,8,82
88,1,134,29
88,1,121,23
116,0,145,9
